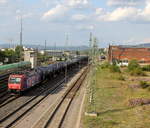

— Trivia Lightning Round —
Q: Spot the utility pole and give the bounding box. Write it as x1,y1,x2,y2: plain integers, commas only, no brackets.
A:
20,15,23,62
44,40,47,53
20,15,23,47
65,33,69,51
89,34,99,113
65,33,69,84
89,32,93,65
44,40,47,62
53,42,56,61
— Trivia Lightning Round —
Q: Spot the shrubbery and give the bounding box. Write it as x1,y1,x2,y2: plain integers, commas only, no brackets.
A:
100,62,110,69
109,64,121,73
142,65,150,71
128,60,140,71
100,61,121,73
116,74,125,81
139,81,150,89
130,67,146,76
128,60,146,76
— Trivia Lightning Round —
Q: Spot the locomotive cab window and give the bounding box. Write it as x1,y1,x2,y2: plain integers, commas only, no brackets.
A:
9,77,21,84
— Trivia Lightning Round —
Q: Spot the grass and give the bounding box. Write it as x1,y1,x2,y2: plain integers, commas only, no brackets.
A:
83,65,150,128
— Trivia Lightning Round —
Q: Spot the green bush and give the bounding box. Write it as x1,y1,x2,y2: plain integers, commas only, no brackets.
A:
130,67,146,76
139,81,150,88
109,64,121,73
117,74,125,81
142,65,150,71
128,60,140,71
101,62,111,69
127,60,146,76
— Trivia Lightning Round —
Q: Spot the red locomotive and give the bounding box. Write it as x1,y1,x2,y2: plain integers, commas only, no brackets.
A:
8,71,42,93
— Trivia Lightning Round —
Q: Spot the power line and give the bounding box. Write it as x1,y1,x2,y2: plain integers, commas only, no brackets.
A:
20,15,23,46
65,33,69,51
45,40,47,53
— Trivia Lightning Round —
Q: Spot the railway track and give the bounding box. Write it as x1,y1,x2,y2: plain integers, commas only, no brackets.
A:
0,73,13,94
0,91,8,99
0,71,74,128
32,67,88,128
0,95,19,108
0,86,8,93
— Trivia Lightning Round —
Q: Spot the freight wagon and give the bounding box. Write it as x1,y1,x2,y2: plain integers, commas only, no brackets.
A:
8,56,88,93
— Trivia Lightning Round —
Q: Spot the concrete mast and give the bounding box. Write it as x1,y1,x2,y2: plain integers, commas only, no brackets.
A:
20,15,23,46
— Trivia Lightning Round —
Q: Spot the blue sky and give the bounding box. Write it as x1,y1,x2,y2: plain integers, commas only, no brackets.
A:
0,0,150,47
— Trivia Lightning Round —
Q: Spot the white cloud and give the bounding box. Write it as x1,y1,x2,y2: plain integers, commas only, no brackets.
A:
123,37,150,44
107,0,144,6
0,0,7,4
76,25,94,30
139,0,150,21
42,4,68,20
71,14,87,21
41,0,150,23
95,8,104,15
66,0,89,8
96,0,150,22
42,0,90,20
15,10,33,20
98,7,139,21
42,0,60,6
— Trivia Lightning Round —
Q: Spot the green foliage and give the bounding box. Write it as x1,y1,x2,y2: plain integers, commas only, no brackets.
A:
4,49,17,63
139,81,150,89
109,64,121,73
0,46,24,63
15,45,24,59
142,65,150,71
37,52,51,65
128,60,140,71
127,60,146,76
100,62,110,69
130,67,146,76
0,50,5,62
117,74,125,81
100,62,121,73
99,48,106,55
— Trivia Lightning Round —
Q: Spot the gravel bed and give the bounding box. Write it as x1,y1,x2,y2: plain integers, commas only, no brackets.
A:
0,67,80,121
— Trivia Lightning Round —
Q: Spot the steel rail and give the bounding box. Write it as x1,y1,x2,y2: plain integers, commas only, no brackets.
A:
0,76,69,128
43,67,88,128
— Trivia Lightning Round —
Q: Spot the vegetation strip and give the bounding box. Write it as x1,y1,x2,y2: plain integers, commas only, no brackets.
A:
83,62,150,128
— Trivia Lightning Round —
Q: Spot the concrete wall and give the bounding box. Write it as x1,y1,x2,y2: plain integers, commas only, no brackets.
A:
24,50,37,68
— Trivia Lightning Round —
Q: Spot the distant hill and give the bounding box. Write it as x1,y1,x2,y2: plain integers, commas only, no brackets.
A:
136,43,150,48
0,43,89,51
118,43,150,48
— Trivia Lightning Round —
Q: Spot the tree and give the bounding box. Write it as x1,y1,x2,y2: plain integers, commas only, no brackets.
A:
128,60,140,71
0,50,5,62
15,45,24,61
4,49,17,63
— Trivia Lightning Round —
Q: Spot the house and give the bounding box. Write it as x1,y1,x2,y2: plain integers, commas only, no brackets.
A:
108,45,150,66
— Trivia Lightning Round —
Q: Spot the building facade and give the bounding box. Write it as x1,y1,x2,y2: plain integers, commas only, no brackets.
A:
24,50,37,68
108,45,150,65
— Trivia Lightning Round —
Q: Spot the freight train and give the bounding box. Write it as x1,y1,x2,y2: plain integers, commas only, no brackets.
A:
8,56,88,93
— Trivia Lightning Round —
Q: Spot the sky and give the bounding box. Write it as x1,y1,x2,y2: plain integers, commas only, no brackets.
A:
1,0,150,47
